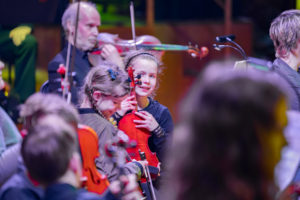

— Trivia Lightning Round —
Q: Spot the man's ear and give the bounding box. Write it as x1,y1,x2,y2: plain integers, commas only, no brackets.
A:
92,90,102,101
66,20,74,35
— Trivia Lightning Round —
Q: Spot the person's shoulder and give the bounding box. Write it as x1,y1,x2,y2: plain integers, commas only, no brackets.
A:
79,110,106,124
272,58,293,73
48,48,67,71
150,98,169,112
0,187,41,200
0,174,43,200
79,111,109,133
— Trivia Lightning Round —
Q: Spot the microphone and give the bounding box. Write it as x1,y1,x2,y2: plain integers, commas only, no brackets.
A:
215,34,236,43
213,44,247,60
213,44,228,51
214,34,248,60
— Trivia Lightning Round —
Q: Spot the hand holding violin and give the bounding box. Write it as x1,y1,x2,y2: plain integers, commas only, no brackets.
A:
101,44,125,70
116,95,137,116
134,111,159,132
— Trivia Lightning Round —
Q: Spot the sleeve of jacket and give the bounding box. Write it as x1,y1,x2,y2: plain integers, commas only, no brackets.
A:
148,107,174,162
0,144,20,186
48,58,63,95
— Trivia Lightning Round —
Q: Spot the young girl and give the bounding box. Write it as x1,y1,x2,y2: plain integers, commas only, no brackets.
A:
79,62,145,182
114,50,174,163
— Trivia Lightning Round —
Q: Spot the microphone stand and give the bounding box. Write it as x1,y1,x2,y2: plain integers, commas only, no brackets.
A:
213,35,248,60
212,44,244,58
225,37,248,60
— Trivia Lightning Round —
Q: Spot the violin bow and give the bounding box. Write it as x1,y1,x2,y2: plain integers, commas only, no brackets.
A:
139,150,157,200
129,3,157,200
130,1,137,50
62,0,81,103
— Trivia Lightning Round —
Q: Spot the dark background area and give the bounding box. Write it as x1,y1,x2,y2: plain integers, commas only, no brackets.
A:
154,0,295,60
0,0,296,62
90,0,296,60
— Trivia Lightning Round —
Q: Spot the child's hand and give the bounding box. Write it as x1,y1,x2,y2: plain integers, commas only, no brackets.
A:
116,95,137,116
133,111,159,132
132,159,148,178
109,174,142,200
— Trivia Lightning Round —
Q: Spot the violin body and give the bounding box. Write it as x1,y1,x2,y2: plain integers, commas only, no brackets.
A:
118,67,159,181
118,113,159,169
77,124,109,194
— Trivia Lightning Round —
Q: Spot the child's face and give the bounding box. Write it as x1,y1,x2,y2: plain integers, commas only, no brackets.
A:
132,58,158,97
97,95,126,119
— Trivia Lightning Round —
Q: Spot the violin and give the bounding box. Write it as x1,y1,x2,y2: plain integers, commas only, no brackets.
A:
77,124,110,194
88,33,209,66
118,67,160,181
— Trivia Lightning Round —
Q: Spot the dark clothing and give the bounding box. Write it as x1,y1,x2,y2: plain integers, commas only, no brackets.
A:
78,108,143,182
271,58,300,111
0,163,43,200
0,187,41,200
47,44,92,105
142,98,173,162
43,183,117,200
0,27,36,102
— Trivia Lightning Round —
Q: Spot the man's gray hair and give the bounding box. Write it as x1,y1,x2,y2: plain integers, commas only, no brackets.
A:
61,2,97,36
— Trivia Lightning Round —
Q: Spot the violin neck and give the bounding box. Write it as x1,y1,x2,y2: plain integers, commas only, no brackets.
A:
127,66,139,111
136,43,189,51
130,88,139,112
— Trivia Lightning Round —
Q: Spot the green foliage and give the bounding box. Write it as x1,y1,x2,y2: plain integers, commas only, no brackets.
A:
93,0,145,27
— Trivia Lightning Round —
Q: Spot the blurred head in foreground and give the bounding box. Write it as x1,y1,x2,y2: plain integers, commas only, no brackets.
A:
165,65,288,200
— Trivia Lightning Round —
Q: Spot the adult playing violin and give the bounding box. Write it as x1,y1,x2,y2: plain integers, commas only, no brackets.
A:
47,2,124,105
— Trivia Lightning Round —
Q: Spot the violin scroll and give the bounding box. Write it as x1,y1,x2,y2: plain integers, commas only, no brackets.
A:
187,44,209,59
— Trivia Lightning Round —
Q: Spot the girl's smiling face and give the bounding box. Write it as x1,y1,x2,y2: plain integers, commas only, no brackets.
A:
132,58,158,97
